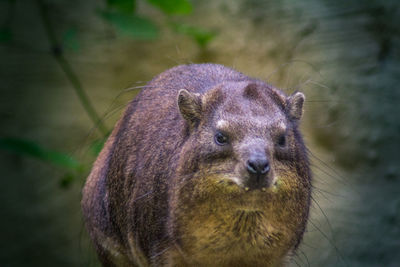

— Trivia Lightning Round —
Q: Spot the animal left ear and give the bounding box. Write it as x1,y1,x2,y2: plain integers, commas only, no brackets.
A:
177,89,202,126
287,91,305,120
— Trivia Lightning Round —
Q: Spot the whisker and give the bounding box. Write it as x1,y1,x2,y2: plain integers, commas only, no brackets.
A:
311,195,334,237
308,219,348,267
265,59,326,82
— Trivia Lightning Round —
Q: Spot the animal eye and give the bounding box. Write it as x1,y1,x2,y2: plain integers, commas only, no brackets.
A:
215,132,228,145
277,134,286,147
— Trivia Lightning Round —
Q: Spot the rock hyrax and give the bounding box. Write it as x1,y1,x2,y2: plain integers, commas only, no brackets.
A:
82,63,311,266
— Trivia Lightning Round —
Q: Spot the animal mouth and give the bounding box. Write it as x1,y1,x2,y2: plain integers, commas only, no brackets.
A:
217,175,279,192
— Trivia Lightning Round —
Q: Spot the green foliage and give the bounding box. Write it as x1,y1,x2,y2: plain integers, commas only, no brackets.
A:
147,0,192,15
99,10,159,39
99,0,214,47
0,137,82,171
107,0,136,14
172,23,216,48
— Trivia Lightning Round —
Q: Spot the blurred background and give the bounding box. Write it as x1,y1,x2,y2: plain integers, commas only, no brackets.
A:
0,0,399,266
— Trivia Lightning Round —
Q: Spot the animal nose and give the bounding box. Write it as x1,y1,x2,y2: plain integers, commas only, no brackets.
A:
246,157,270,175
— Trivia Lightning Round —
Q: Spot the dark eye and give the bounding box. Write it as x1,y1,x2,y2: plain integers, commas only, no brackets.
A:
277,134,286,147
215,132,228,145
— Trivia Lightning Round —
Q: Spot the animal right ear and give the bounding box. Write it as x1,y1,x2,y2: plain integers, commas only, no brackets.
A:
287,91,305,120
177,89,202,126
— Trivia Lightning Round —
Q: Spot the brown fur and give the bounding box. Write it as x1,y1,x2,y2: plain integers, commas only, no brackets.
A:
82,64,311,266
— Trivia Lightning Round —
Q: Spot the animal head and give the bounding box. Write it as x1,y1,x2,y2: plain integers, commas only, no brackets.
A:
177,81,309,192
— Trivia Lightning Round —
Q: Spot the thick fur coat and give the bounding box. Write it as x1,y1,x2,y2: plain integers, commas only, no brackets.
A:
82,64,311,266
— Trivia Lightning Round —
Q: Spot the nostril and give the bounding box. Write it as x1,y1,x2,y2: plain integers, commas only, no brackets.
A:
247,161,258,174
260,162,270,174
246,158,270,175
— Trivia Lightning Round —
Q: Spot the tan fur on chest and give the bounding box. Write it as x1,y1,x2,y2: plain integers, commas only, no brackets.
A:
167,172,308,266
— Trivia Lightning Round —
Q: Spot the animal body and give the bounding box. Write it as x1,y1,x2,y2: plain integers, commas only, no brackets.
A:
82,64,311,266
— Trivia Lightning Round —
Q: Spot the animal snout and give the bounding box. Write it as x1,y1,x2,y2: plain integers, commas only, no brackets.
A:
246,156,270,175
244,153,272,190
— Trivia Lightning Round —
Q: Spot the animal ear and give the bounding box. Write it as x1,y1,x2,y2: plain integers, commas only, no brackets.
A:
287,91,305,120
177,89,202,125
